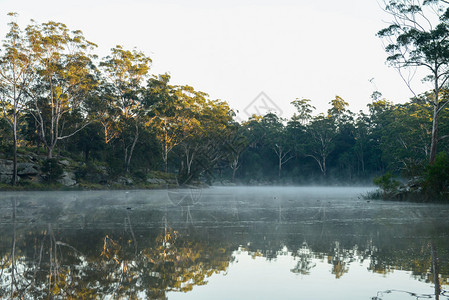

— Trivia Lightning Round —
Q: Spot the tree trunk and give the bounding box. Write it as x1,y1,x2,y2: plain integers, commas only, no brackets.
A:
231,156,239,182
278,155,282,180
430,100,439,164
430,71,441,165
47,146,54,159
322,156,327,177
162,142,168,173
11,122,18,186
125,124,139,173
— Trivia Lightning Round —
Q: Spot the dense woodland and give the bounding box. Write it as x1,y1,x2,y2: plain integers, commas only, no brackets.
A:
2,1,449,200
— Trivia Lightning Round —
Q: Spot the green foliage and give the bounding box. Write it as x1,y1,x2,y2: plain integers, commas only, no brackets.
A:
0,119,12,157
131,169,147,182
373,172,401,193
1,13,448,202
75,162,101,182
423,152,449,198
42,158,64,183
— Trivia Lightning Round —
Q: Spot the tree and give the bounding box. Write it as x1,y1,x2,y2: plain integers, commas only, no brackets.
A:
291,98,315,126
25,21,97,158
262,113,294,180
145,74,185,172
305,114,336,177
380,99,433,175
0,13,35,184
175,86,234,183
100,46,151,172
328,96,350,124
378,0,449,163
224,124,248,182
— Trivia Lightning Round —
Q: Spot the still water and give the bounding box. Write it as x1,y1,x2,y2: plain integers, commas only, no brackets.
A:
0,186,448,299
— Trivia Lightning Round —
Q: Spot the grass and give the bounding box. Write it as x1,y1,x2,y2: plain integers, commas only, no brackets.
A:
361,189,384,200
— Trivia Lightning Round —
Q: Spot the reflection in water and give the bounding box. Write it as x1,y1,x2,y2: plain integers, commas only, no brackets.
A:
290,242,316,275
0,187,448,299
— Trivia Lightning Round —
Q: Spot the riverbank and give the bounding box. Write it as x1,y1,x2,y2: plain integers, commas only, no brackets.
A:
0,153,181,191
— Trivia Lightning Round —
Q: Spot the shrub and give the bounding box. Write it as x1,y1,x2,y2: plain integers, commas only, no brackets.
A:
42,158,64,183
373,172,400,194
423,152,449,198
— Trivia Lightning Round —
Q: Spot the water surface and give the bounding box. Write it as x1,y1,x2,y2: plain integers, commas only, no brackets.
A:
0,186,448,299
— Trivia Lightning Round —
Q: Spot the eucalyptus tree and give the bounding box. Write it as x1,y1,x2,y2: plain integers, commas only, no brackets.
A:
100,46,151,172
145,74,185,172
262,113,294,180
224,123,248,182
291,98,315,126
327,96,357,177
380,99,434,176
327,96,351,124
195,98,235,181
304,114,336,177
24,21,97,158
175,86,234,183
378,0,449,163
173,85,204,181
0,13,36,184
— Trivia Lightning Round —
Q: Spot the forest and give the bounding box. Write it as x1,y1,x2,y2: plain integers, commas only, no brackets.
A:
1,0,449,201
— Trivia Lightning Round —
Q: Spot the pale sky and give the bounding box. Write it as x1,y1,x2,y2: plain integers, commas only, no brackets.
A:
0,0,428,120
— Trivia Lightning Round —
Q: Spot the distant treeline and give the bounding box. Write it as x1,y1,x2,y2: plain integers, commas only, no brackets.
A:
1,14,449,189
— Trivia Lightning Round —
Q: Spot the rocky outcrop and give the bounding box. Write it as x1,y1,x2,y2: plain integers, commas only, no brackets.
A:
0,174,13,184
0,155,178,189
57,171,77,186
146,178,167,184
59,159,70,167
0,159,13,175
17,163,39,176
115,176,134,185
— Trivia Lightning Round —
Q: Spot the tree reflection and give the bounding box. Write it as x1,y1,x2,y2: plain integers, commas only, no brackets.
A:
0,219,234,298
291,242,316,275
1,191,449,299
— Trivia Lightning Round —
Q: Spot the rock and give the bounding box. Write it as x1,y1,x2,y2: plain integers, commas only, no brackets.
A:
166,179,178,185
0,174,12,183
249,179,258,185
29,175,44,183
18,163,39,176
116,176,134,185
57,171,77,186
97,166,107,173
146,178,167,184
59,159,70,166
17,162,38,170
18,166,39,176
221,180,236,186
0,159,13,175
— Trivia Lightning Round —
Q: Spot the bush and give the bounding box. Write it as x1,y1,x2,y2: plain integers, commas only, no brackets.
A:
423,152,449,198
42,158,64,183
132,169,147,182
373,172,400,194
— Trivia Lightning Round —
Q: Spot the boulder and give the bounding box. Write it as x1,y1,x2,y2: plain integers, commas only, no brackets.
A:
116,176,134,185
18,166,39,176
0,174,12,184
0,159,13,175
146,178,167,184
59,159,70,166
18,163,39,176
166,179,178,185
57,171,77,186
29,175,44,183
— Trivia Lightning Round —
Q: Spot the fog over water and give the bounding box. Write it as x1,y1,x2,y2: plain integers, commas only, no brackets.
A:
0,186,448,299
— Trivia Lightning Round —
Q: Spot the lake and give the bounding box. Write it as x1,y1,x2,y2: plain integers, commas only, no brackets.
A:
0,186,448,299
